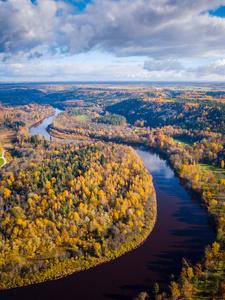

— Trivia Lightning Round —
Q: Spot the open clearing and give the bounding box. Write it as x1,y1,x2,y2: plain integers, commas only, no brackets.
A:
174,137,193,147
75,115,92,121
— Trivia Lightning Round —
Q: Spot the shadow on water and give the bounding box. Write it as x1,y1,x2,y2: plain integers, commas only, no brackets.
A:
104,294,132,300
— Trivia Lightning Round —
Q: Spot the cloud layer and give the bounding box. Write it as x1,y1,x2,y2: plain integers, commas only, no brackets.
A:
1,0,225,81
1,0,225,58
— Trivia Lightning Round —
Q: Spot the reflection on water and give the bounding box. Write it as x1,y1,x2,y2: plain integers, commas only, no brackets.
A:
137,149,174,179
0,119,216,300
29,108,63,140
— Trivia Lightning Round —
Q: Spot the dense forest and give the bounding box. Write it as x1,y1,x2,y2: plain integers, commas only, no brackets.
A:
93,114,126,125
0,138,156,289
107,98,225,133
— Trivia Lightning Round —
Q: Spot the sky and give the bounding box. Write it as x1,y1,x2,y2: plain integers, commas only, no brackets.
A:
1,0,225,82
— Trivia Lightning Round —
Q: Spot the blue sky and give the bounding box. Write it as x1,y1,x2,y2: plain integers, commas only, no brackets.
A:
209,5,225,17
1,0,225,82
68,0,92,11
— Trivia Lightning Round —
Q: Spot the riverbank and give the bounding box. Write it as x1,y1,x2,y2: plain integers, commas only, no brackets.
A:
48,126,223,299
28,111,56,131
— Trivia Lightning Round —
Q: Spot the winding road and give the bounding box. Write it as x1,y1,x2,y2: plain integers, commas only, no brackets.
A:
0,150,6,168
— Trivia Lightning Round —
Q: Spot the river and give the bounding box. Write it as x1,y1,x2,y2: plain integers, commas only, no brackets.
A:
29,108,63,140
0,109,215,300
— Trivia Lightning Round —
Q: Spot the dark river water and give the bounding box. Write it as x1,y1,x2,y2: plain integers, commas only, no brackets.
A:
0,110,215,300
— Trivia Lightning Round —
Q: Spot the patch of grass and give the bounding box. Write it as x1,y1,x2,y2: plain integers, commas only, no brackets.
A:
197,163,225,175
174,138,193,147
0,158,4,167
75,115,92,121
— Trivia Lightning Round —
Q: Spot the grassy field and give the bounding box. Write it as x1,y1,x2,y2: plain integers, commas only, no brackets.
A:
75,115,92,121
0,131,16,149
198,163,225,175
0,158,4,167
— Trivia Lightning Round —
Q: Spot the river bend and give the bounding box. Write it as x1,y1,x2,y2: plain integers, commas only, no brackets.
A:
0,109,215,300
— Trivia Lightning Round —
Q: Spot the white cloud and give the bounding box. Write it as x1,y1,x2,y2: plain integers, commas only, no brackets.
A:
1,0,225,59
1,0,225,81
144,59,184,72
193,59,225,76
143,58,225,81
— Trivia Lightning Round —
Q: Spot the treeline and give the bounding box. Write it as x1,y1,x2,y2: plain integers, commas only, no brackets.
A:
107,98,225,134
0,138,156,289
67,108,88,116
3,119,25,129
93,114,126,125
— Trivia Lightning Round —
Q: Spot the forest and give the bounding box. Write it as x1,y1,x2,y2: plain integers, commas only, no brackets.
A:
1,82,225,299
0,137,156,289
